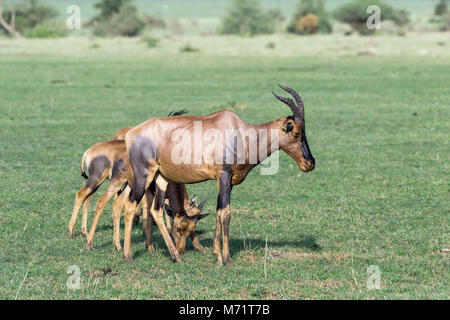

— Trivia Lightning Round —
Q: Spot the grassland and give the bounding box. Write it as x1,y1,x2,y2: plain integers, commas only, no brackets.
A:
0,33,449,299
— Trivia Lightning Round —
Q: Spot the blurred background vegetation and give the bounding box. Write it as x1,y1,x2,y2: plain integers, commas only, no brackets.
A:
0,0,449,39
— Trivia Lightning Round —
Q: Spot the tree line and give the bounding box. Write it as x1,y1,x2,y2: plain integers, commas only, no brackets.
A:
1,0,449,38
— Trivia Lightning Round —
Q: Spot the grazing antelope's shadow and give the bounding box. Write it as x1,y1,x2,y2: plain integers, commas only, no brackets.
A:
83,220,320,259
95,223,114,233
131,232,321,261
226,235,321,256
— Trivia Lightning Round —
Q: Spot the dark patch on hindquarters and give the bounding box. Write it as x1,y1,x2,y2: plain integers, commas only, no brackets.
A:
217,167,233,210
128,135,158,204
86,155,111,190
111,158,126,180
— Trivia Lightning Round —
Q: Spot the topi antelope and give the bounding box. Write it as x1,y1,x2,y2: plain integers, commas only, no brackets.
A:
68,139,128,239
121,85,315,264
163,185,208,254
114,181,209,254
68,117,208,253
68,139,208,252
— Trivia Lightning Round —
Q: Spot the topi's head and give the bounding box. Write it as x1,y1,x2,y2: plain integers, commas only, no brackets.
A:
165,195,208,254
272,84,315,172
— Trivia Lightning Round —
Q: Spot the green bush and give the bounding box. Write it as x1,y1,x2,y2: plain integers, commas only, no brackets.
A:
334,0,409,35
143,15,166,29
23,21,67,38
179,43,199,53
92,0,131,21
435,0,449,16
90,0,144,37
295,13,319,34
391,9,410,27
287,0,332,34
142,35,160,48
219,0,278,36
265,41,275,49
0,0,59,36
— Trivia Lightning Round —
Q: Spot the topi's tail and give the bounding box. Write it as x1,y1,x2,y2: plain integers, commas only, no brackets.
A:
168,109,188,117
80,150,88,179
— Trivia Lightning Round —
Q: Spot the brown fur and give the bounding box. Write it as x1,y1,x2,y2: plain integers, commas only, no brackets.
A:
68,140,127,239
122,87,315,264
113,126,135,141
69,137,206,253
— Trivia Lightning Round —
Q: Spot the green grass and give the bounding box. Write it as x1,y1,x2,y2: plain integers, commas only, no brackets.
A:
0,34,448,299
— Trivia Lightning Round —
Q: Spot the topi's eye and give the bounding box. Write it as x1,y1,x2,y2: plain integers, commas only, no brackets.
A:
284,121,294,132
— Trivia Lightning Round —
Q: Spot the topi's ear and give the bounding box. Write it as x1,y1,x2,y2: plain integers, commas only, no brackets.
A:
190,194,197,204
164,204,175,219
197,199,207,211
283,120,294,133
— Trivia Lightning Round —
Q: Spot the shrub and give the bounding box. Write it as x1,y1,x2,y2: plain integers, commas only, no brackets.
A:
90,0,144,37
295,13,319,34
179,43,199,53
287,0,332,34
0,0,59,36
110,2,144,36
23,21,67,38
265,41,275,49
142,35,160,48
392,9,410,27
143,15,166,29
92,0,131,21
334,0,409,35
435,0,449,16
219,0,278,36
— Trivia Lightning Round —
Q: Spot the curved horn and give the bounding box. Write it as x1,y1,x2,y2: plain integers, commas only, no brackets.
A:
278,84,304,121
272,91,298,119
272,84,304,122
